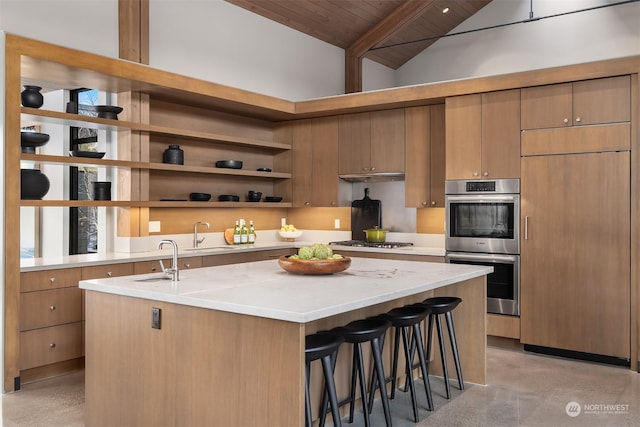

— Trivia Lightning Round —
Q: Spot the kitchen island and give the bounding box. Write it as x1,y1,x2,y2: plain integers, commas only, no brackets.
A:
80,257,490,426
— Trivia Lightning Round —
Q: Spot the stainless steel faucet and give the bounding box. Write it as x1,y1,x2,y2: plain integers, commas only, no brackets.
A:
194,221,210,248
158,239,179,281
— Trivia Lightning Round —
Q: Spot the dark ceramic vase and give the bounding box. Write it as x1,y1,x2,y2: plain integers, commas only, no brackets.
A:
21,131,50,154
21,169,50,200
163,144,184,165
21,86,44,108
92,181,112,201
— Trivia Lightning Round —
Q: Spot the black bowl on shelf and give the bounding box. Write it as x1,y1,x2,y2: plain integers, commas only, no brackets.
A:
215,160,243,169
84,105,123,120
189,192,212,202
69,151,106,159
21,131,50,153
218,194,240,202
256,167,272,172
264,196,283,203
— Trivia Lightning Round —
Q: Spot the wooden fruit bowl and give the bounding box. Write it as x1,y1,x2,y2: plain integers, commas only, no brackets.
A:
278,256,351,275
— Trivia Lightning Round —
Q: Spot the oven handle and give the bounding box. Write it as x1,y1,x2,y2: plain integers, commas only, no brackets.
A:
446,252,518,263
446,195,518,202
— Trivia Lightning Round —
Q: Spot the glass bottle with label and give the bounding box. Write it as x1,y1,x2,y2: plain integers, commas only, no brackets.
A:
240,219,249,244
233,220,241,245
248,220,255,244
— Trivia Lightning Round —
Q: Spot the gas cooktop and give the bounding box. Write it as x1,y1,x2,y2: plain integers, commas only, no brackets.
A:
329,240,414,249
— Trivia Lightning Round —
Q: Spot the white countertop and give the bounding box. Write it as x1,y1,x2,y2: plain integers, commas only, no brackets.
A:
20,231,445,272
80,257,490,323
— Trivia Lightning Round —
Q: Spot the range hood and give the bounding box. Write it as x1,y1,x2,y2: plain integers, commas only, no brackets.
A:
339,172,405,183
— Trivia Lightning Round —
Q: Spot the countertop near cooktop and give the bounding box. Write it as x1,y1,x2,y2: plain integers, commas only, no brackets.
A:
20,231,445,272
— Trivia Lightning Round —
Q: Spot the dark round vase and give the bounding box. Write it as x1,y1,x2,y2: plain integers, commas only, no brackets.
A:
21,86,44,108
21,169,50,200
92,181,112,201
163,144,184,165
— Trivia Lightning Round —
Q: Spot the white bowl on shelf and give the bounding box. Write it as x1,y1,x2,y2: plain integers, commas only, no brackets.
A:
279,230,303,241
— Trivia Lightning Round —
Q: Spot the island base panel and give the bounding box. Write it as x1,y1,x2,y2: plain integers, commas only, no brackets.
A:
84,292,304,427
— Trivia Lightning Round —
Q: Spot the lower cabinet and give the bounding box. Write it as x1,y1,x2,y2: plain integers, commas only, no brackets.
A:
19,268,84,382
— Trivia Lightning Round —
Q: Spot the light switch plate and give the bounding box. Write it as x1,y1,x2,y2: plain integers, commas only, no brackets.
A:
334,219,340,229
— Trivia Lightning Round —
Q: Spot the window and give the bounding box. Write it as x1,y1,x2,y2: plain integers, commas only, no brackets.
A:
69,89,99,254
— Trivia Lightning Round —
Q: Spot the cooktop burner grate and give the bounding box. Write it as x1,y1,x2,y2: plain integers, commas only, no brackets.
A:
329,240,414,249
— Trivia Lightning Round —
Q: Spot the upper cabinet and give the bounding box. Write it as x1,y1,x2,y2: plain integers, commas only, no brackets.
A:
405,104,445,208
338,109,405,175
445,89,521,180
521,75,631,130
290,117,339,207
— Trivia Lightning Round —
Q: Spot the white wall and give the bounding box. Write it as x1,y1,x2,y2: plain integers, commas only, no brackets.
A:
149,0,346,101
0,0,119,58
396,0,640,87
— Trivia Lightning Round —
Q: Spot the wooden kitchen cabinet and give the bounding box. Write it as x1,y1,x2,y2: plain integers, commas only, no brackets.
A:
446,89,520,180
521,75,630,130
291,116,339,207
201,248,294,267
339,109,405,175
405,104,445,208
520,151,631,359
134,256,202,274
19,268,84,380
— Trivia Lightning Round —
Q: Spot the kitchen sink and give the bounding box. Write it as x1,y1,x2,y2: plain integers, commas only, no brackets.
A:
184,246,239,252
134,276,173,282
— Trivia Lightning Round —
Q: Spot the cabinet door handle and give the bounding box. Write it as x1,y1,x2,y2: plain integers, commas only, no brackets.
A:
483,171,489,177
370,167,376,171
524,216,529,240
472,172,479,177
431,201,437,206
563,118,569,124
151,267,157,272
107,272,112,277
49,343,56,348
49,277,56,284
575,116,582,123
185,263,191,268
49,305,56,311
305,202,311,206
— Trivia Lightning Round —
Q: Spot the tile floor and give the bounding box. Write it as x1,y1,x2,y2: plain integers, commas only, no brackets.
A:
1,338,639,426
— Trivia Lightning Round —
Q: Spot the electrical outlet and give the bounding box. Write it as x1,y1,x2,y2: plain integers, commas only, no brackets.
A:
334,219,340,229
281,217,287,227
149,221,161,233
151,307,161,329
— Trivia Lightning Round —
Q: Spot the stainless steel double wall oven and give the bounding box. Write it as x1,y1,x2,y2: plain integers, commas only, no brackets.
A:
445,179,520,316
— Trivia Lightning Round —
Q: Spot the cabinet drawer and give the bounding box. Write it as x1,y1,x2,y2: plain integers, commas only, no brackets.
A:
81,263,134,280
20,268,81,293
134,256,202,274
20,322,83,370
21,287,82,331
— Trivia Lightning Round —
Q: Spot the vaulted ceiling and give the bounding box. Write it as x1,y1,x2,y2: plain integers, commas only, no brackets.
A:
225,0,493,73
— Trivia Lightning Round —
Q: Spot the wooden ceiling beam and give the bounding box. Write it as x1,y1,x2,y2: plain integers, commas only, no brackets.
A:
345,0,436,93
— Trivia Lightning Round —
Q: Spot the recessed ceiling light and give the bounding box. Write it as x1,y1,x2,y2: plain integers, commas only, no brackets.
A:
442,7,450,14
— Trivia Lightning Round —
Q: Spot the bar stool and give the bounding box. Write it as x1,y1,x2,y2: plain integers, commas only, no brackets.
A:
420,296,464,399
305,333,344,427
320,318,392,427
369,305,434,422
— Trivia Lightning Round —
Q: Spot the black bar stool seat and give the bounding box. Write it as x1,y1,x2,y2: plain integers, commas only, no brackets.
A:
420,296,464,399
305,333,344,427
